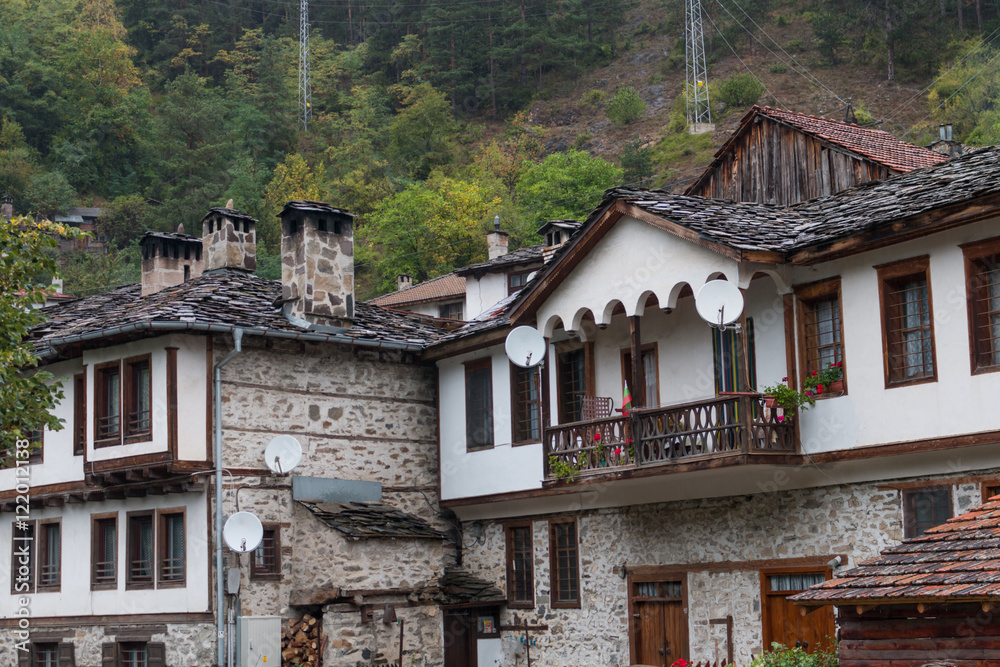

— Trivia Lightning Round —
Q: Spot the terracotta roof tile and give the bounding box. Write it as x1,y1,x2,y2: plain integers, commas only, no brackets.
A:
792,495,1000,605
368,273,466,307
755,106,948,172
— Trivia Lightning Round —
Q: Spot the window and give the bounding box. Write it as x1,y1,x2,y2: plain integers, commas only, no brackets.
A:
22,642,74,667
796,278,846,388
438,301,464,320
92,514,117,589
32,643,58,667
158,511,185,585
73,373,86,456
101,642,165,667
126,512,154,589
903,487,952,538
508,270,533,296
96,357,153,447
511,365,541,445
962,238,1000,373
124,356,151,442
549,519,580,608
252,525,281,580
556,343,594,423
11,520,35,594
465,359,494,450
877,256,936,386
713,319,756,394
95,362,121,444
621,343,659,408
983,482,1000,505
37,520,60,591
505,523,534,608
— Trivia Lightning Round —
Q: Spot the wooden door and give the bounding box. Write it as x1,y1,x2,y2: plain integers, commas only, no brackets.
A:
761,568,835,653
443,610,475,667
631,579,688,667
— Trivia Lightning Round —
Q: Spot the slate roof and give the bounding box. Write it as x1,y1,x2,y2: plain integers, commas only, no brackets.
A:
750,106,947,172
30,270,448,357
297,500,447,540
792,495,1000,606
434,567,506,605
610,145,1000,255
369,273,466,307
453,244,545,276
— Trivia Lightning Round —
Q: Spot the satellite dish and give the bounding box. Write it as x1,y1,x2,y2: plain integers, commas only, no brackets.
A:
695,280,744,329
264,435,302,474
505,326,547,368
223,512,264,553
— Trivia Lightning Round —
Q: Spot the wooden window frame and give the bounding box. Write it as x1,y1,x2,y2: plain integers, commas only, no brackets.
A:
983,481,1000,505
11,519,35,594
794,277,847,396
438,301,464,321
510,364,542,446
36,518,61,592
549,518,581,609
620,343,660,408
91,512,118,590
555,341,595,424
505,522,534,609
125,510,155,590
626,569,689,666
94,361,122,447
759,565,833,653
102,640,164,667
876,256,937,388
961,236,1000,374
507,270,533,296
464,358,494,451
157,508,186,588
123,355,153,444
73,372,86,456
251,523,282,581
27,428,43,464
902,485,952,539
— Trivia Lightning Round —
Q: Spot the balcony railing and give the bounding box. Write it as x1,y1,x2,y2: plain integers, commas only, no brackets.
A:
544,394,796,482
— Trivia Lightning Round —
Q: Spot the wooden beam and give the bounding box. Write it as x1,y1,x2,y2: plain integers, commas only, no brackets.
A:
629,315,645,408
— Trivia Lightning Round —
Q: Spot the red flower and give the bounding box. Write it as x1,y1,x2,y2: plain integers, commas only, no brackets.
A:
837,361,843,367
671,660,690,667
782,376,788,382
811,370,818,376
817,384,824,393
614,447,622,456
594,432,601,442
777,415,784,422
805,390,813,396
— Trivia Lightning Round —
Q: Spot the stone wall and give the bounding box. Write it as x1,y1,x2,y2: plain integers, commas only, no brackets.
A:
0,622,215,667
323,600,444,667
459,475,1000,667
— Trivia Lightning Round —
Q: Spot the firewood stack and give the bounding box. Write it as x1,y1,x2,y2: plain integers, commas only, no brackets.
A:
281,613,323,665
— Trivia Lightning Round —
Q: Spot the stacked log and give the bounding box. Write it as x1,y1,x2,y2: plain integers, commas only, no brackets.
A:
281,613,323,665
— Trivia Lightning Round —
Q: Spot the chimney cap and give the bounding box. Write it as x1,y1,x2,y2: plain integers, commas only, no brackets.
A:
278,200,355,219
141,230,201,244
1,194,12,205
536,219,582,235
201,206,257,224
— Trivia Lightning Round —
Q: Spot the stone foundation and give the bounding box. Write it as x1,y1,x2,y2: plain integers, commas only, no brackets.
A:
322,601,443,667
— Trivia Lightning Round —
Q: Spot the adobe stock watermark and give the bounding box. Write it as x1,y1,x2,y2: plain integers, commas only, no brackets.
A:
12,435,33,654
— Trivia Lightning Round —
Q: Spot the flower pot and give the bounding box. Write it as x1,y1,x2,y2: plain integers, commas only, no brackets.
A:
829,379,845,393
764,396,777,409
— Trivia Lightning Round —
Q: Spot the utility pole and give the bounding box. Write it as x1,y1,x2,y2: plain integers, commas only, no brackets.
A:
685,0,713,133
298,0,312,131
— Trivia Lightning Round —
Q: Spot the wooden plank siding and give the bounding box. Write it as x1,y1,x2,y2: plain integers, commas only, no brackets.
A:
688,118,893,206
836,603,1000,666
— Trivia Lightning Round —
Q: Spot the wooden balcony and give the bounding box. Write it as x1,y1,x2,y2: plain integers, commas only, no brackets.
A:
543,394,797,483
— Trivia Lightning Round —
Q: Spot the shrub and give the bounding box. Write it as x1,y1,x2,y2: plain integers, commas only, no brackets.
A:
775,14,788,26
769,63,788,73
582,89,606,107
785,38,806,52
573,132,592,149
749,642,838,667
605,86,647,126
648,72,665,85
716,73,766,108
621,138,654,185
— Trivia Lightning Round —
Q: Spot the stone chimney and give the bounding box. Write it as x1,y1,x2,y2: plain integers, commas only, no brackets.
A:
397,274,413,291
487,216,508,260
1,195,12,222
278,201,355,327
140,229,204,296
201,206,257,272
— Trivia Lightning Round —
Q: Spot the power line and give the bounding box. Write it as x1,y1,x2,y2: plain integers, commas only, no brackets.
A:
704,10,781,108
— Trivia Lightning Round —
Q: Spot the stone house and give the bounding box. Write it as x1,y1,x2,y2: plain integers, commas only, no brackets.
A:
431,146,1000,666
0,202,499,667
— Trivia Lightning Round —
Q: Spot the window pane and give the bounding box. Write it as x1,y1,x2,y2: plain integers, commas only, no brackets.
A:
34,643,58,667
512,367,541,443
466,365,493,449
973,257,1000,368
907,489,952,537
508,526,533,603
558,350,585,422
886,273,934,383
552,522,579,604
40,524,59,586
805,297,842,375
769,573,826,592
163,514,184,581
95,519,116,584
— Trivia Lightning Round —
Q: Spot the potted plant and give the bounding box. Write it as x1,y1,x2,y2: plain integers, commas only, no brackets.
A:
760,381,816,419
804,361,844,395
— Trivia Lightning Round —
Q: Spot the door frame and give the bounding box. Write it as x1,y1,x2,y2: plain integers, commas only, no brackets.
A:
627,568,689,666
759,565,834,653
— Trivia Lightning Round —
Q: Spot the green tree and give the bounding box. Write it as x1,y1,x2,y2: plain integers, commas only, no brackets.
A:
516,150,623,225
387,83,458,180
621,139,654,186
0,119,37,203
928,39,1000,144
259,154,325,251
99,194,155,248
605,86,647,126
0,216,83,462
24,171,76,220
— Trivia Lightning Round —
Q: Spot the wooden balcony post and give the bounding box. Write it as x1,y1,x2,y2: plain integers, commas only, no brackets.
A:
629,315,646,407
739,395,753,454
736,289,751,393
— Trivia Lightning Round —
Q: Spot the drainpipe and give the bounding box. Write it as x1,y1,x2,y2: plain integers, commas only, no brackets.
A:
214,328,243,667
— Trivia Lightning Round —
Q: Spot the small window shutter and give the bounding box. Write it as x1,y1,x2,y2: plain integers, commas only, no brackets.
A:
16,644,30,667
58,642,76,667
148,642,166,667
101,642,117,667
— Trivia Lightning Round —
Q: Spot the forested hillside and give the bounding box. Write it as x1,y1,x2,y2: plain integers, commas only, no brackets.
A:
2,0,1000,298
